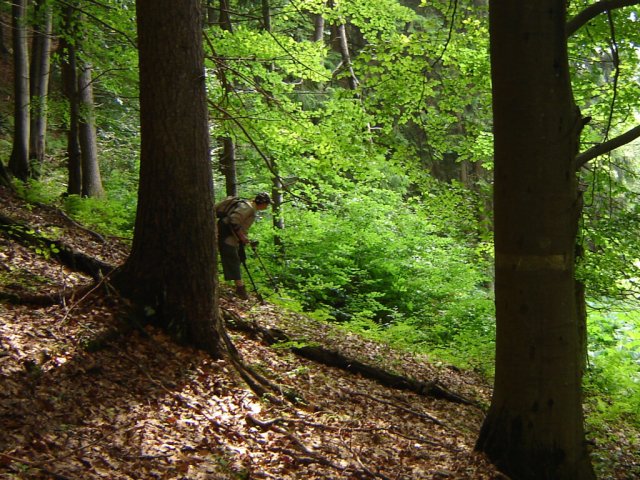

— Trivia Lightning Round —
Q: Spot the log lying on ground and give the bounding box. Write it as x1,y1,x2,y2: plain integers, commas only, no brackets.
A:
223,309,475,405
0,212,115,281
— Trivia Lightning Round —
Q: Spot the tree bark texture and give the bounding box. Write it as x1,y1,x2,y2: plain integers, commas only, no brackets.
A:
118,0,221,355
219,136,238,196
77,61,104,198
475,2,595,479
29,0,53,170
9,0,30,181
61,7,82,195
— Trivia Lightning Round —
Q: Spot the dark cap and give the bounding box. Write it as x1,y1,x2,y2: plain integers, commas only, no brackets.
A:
255,192,272,205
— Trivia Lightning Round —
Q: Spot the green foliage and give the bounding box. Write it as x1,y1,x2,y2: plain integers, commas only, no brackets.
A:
251,180,494,370
577,150,640,304
63,185,135,239
585,308,640,428
2,0,639,462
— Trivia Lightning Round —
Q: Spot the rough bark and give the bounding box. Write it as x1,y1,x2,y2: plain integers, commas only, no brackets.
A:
116,0,221,356
77,61,104,198
8,0,30,181
475,2,595,479
216,0,238,197
29,0,53,171
61,6,83,195
0,22,10,61
219,136,238,196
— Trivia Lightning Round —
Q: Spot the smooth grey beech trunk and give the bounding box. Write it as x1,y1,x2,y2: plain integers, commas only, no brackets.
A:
475,1,596,479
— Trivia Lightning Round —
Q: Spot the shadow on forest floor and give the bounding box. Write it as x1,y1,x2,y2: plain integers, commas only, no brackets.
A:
0,185,638,479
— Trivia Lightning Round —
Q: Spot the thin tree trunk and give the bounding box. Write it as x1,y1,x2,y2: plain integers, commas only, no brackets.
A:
219,136,237,196
261,0,271,31
475,1,595,478
334,23,358,90
260,0,285,252
0,18,10,62
77,61,104,197
217,0,237,197
61,7,82,195
205,0,217,25
312,11,325,42
9,0,30,181
219,0,233,33
29,0,53,173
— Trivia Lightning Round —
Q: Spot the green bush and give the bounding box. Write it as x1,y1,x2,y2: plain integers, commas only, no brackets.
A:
585,308,640,428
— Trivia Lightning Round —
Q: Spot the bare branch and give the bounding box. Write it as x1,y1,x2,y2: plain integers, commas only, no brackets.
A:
576,124,640,168
566,0,640,37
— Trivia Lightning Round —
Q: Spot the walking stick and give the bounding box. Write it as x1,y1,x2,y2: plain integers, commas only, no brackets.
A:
250,243,279,291
240,245,264,303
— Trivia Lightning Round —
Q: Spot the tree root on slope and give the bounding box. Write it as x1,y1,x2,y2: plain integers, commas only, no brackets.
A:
221,307,476,406
0,212,115,283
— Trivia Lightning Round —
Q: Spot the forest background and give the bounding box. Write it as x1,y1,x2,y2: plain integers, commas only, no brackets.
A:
1,0,640,477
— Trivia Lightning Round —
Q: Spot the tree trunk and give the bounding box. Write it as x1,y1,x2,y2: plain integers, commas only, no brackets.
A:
312,10,325,42
61,6,82,195
261,0,271,31
205,0,217,26
475,2,595,479
117,0,221,356
9,0,30,181
271,174,284,252
217,0,238,197
219,0,233,33
77,61,104,198
219,136,238,196
0,21,10,62
29,0,53,173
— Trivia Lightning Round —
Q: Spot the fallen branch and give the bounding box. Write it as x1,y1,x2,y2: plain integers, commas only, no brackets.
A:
0,212,115,281
341,387,449,428
222,308,475,405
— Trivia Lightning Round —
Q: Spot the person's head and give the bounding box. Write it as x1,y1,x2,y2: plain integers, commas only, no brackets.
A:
254,192,272,211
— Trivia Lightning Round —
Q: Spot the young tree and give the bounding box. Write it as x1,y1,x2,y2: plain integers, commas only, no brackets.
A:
59,20,83,196
476,1,640,478
115,0,221,355
8,0,30,181
77,58,104,198
59,5,104,197
215,0,238,197
29,0,53,170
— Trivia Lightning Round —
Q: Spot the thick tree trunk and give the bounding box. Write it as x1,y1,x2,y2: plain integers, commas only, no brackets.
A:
9,0,30,181
475,2,595,479
117,0,221,355
77,62,104,198
29,0,53,172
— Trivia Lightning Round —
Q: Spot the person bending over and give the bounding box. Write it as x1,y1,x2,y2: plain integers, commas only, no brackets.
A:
215,192,271,299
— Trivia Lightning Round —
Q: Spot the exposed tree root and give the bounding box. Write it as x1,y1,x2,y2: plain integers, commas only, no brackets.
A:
218,319,305,404
222,307,475,406
0,212,115,282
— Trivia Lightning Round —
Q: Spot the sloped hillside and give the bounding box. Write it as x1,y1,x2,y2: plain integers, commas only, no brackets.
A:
0,185,503,479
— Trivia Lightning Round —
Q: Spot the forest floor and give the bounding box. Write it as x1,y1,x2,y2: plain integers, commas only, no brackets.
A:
0,184,637,480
